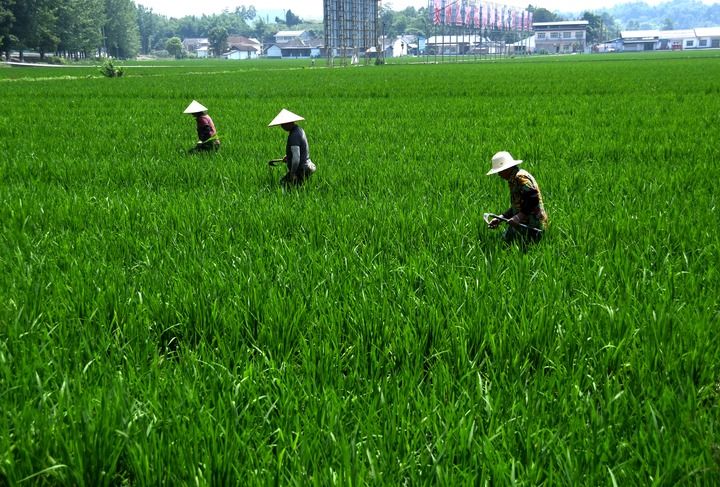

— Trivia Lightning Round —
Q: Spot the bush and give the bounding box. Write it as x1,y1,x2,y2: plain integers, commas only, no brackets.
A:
46,56,68,65
99,59,125,77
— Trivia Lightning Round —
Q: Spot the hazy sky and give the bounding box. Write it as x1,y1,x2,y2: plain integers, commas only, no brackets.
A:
137,0,711,20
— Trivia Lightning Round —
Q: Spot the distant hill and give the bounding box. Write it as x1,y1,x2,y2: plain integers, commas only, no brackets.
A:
559,0,720,30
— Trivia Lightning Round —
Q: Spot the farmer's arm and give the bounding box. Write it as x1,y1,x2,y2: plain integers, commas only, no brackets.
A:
289,145,301,174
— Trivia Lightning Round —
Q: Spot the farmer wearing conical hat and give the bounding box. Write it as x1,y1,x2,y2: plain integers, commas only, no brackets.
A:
486,151,548,244
184,100,220,152
268,109,316,186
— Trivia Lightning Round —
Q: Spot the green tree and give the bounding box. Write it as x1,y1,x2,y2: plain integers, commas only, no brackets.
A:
165,35,183,58
0,0,15,57
581,11,605,44
208,25,227,56
103,0,139,58
252,16,270,43
234,5,256,22
285,9,302,28
137,4,156,54
56,0,103,59
530,7,561,23
34,0,60,58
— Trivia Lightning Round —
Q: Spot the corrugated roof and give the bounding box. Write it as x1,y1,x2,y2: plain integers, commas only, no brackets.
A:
275,30,305,37
661,29,696,38
620,30,660,39
695,27,720,37
534,21,589,27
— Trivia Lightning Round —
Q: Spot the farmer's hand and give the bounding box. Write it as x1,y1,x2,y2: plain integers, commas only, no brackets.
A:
508,215,521,228
488,218,501,229
282,155,288,162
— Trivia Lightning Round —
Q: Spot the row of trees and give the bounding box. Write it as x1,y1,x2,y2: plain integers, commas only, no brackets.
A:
0,1,301,60
0,0,139,60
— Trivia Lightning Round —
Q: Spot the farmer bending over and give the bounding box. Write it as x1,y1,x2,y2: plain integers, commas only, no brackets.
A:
268,109,316,186
486,151,548,244
184,100,220,152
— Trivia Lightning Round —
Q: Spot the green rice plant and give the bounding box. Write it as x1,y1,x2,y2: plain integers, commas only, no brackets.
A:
1,53,719,485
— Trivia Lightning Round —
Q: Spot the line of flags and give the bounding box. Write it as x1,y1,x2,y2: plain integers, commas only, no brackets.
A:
431,0,534,31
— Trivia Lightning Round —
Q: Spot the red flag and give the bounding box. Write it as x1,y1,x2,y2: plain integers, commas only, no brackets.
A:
445,0,452,25
433,0,441,25
456,3,463,26
474,3,481,28
466,3,473,27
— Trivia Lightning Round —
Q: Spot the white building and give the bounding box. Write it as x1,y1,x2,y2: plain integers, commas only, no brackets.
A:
274,30,311,43
182,38,209,57
692,27,720,49
620,27,720,51
533,21,589,54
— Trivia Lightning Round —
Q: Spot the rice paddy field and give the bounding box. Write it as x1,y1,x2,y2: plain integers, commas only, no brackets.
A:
1,52,719,485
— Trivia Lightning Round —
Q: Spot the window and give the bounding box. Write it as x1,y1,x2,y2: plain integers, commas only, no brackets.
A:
575,31,584,39
550,32,560,39
563,32,571,39
537,33,546,39
713,39,720,48
685,40,694,47
699,39,708,47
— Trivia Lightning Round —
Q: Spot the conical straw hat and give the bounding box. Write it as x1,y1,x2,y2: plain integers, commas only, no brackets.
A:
486,151,522,176
184,100,208,114
268,108,304,126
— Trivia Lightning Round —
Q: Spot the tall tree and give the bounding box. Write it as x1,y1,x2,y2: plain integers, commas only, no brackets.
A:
234,5,256,22
581,11,605,44
208,25,227,56
36,6,59,58
56,0,103,59
165,35,183,57
285,9,302,28
103,0,139,58
137,4,156,54
0,0,15,58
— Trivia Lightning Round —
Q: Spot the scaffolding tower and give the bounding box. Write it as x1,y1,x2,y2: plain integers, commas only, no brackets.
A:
324,0,380,65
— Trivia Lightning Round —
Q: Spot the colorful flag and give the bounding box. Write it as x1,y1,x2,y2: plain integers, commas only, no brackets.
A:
433,0,441,25
456,2,464,26
445,0,453,25
465,2,473,27
474,3,481,28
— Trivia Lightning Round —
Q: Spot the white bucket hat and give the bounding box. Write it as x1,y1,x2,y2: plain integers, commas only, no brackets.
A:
268,108,304,127
183,100,208,114
486,151,522,175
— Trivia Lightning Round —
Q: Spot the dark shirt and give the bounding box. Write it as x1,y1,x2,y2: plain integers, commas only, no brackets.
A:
285,125,310,175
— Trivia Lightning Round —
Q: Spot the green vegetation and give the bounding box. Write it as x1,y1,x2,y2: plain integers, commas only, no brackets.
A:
1,53,719,484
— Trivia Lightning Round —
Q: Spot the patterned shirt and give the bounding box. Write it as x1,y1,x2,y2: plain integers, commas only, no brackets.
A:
196,114,218,143
503,168,548,229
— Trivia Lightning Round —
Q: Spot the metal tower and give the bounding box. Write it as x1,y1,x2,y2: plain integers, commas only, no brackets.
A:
324,0,380,65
